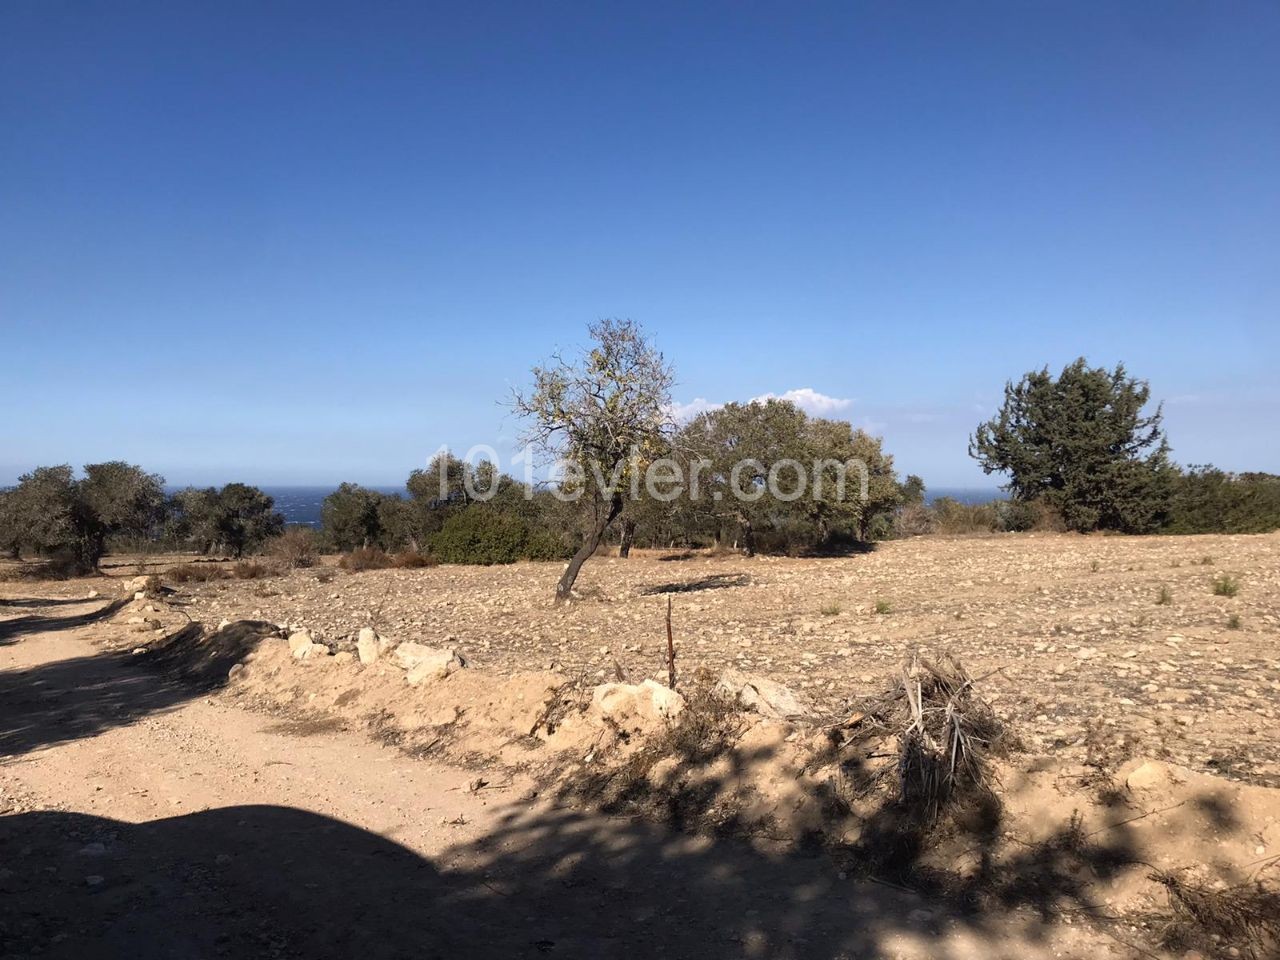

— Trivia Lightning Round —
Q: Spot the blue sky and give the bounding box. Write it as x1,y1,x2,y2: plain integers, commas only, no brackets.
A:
2,2,1277,489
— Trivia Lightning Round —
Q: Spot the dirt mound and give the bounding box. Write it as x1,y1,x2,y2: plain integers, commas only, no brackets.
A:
147,620,281,688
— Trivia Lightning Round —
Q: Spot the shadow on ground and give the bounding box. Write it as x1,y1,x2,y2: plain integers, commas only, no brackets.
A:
641,573,751,595
0,614,271,757
0,800,1116,960
0,598,127,645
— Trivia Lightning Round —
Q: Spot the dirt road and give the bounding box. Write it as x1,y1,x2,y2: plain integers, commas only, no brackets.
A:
1,591,1148,959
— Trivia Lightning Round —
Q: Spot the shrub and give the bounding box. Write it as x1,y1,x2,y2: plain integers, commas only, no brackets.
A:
874,599,892,615
997,499,1040,533
1212,574,1240,597
1227,614,1242,630
820,600,842,616
389,551,437,569
339,547,394,572
892,502,934,538
230,559,276,580
1164,466,1280,534
431,507,571,565
1156,585,1173,606
269,527,319,569
930,497,998,535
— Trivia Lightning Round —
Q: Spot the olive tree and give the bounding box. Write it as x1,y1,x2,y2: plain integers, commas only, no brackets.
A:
4,462,165,569
79,461,167,566
514,319,675,601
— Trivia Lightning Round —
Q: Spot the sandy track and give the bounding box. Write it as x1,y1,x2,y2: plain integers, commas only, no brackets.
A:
1,591,1149,959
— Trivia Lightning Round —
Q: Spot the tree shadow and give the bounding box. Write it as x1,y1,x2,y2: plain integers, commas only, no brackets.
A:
0,597,94,609
0,598,128,645
0,799,1115,960
802,536,878,558
0,619,272,757
641,573,751,595
550,694,1187,957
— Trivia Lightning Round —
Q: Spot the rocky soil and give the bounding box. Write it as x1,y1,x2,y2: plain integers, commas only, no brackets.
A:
4,531,1279,958
176,532,1280,784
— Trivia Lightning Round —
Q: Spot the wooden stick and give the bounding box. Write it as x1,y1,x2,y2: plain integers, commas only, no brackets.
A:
665,595,677,690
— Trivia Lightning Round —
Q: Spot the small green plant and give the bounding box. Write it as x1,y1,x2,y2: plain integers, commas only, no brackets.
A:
819,600,842,617
1199,555,1215,565
874,599,892,615
1212,574,1240,597
1089,559,1100,572
1156,585,1173,606
1227,613,1242,630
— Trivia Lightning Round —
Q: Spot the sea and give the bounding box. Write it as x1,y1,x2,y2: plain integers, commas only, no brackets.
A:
262,486,403,528
259,484,1001,528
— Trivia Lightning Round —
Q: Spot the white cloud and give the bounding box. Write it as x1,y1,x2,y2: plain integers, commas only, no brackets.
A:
666,397,723,422
669,387,855,423
750,387,854,417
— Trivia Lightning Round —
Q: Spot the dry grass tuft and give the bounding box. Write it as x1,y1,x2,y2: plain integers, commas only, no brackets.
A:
390,550,437,569
165,563,227,584
339,547,395,572
268,527,318,568
229,559,277,580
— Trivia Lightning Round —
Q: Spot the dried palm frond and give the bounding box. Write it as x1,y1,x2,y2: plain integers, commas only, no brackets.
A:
837,653,1005,824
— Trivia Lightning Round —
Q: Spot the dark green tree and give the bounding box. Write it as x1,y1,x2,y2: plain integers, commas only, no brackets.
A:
1165,467,1280,534
78,461,167,566
969,359,1173,532
6,466,79,560
0,488,19,559
321,482,386,551
215,483,284,557
4,462,165,569
168,487,222,553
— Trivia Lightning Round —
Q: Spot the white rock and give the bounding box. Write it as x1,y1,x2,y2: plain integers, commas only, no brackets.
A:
713,669,809,719
590,679,686,732
293,642,330,661
357,627,389,665
393,641,462,671
403,648,466,684
287,630,314,655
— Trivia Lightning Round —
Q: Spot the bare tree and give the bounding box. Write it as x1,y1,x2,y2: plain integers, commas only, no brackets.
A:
513,319,674,601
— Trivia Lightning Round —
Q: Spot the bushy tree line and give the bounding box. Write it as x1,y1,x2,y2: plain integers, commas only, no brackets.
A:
319,397,914,570
317,463,578,565
0,464,284,570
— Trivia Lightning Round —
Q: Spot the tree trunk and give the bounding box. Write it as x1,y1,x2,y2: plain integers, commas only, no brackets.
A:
618,517,636,558
556,494,623,602
740,518,756,557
